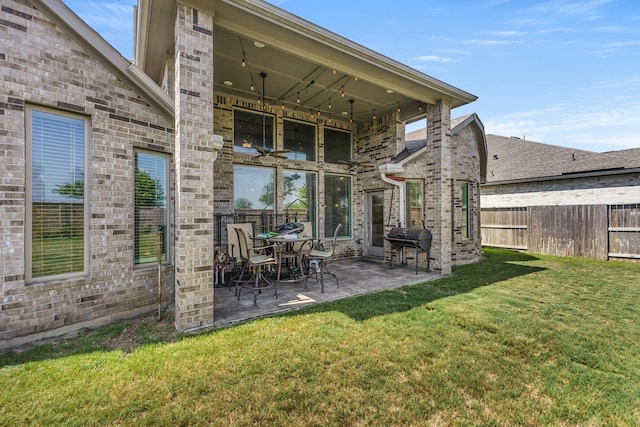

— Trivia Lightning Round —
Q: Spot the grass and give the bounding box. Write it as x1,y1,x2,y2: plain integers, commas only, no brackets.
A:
1,248,639,426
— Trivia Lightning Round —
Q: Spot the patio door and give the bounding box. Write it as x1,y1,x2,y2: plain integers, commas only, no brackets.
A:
366,191,385,257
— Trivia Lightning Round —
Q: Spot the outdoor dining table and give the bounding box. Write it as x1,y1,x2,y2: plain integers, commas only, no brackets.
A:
256,233,314,284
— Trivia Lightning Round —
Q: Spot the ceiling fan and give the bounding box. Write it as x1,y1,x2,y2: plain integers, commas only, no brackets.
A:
339,158,375,169
251,72,291,160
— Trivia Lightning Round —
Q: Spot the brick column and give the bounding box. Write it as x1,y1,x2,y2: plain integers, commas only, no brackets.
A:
173,6,219,331
425,100,453,275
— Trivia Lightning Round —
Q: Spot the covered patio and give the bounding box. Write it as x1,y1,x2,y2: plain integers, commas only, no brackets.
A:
134,0,479,332
213,258,440,326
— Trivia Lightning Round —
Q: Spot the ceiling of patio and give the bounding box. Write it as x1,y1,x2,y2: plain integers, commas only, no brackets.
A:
136,0,477,126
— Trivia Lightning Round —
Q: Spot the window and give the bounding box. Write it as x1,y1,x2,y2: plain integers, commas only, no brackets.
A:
324,174,351,238
135,151,169,265
234,165,275,211
233,108,274,154
27,107,88,280
324,128,351,164
406,180,424,228
283,119,316,161
461,182,470,239
284,170,316,233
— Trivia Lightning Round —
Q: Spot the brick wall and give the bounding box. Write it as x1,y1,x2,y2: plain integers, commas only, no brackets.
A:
424,101,453,275
1,0,174,349
355,112,402,257
212,96,362,258
173,5,217,331
451,125,483,264
482,174,640,208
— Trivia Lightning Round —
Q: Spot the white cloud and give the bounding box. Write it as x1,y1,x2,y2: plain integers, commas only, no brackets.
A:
484,101,640,152
535,27,575,34
464,39,516,46
532,0,614,20
485,30,526,37
66,1,134,57
414,55,454,63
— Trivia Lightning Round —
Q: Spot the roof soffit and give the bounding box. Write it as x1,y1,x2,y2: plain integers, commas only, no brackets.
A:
138,0,477,123
202,0,476,106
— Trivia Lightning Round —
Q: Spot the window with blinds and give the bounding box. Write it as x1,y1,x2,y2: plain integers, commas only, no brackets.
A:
135,151,168,265
28,107,87,280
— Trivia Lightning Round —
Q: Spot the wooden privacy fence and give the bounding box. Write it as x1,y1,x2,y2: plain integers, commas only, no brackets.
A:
481,204,640,261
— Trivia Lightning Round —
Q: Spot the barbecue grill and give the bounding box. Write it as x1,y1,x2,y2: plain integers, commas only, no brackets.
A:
384,227,432,274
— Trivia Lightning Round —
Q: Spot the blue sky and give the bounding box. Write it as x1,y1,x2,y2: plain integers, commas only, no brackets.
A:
64,0,639,152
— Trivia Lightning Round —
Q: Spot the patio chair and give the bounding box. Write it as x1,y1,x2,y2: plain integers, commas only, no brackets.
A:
307,223,342,292
227,223,254,294
235,226,280,305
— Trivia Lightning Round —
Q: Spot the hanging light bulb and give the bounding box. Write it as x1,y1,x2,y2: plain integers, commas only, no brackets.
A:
349,99,354,124
341,86,345,97
418,102,423,112
328,98,332,109
397,102,401,113
373,109,376,120
297,92,300,104
250,81,255,91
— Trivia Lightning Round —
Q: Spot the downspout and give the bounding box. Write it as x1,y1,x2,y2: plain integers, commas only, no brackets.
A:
379,164,406,227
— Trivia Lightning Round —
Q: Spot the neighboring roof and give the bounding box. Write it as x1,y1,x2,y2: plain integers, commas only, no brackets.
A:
485,134,640,184
451,114,472,130
405,127,427,141
404,114,480,141
33,0,174,120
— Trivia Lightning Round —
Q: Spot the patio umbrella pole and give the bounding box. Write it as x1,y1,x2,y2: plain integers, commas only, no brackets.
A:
156,226,163,320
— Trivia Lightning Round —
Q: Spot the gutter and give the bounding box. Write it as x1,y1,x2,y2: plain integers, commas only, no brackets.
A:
379,164,406,227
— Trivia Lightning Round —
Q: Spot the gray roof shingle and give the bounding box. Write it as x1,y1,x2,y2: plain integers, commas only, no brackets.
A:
486,134,640,183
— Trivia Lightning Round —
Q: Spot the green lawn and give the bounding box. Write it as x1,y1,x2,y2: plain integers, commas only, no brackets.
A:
1,249,639,426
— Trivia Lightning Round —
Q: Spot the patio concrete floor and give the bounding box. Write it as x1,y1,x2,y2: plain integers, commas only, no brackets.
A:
213,257,441,326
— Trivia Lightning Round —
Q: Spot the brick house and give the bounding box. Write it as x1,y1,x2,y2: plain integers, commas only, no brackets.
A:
481,134,640,260
1,0,485,349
